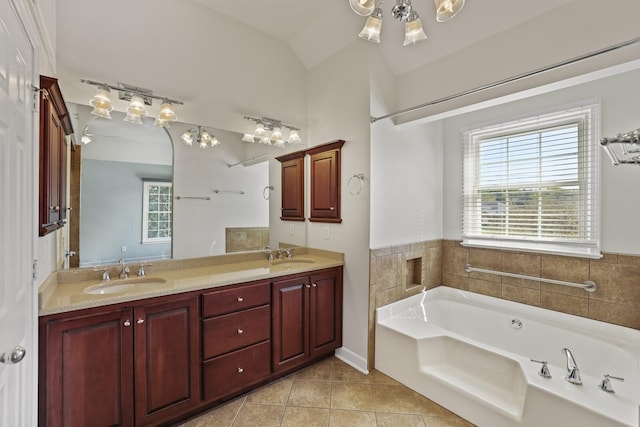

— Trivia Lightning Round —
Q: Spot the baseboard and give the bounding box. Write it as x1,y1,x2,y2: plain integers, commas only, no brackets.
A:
335,347,369,374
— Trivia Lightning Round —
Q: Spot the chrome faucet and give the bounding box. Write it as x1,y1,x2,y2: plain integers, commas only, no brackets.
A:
119,259,130,280
94,266,110,281
264,246,274,261
281,248,292,259
137,262,152,277
562,348,582,385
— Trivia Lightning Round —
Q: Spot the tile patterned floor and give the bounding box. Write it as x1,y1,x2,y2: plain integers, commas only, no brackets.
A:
180,357,475,427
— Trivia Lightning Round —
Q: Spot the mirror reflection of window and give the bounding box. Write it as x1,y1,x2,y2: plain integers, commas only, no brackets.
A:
143,181,173,244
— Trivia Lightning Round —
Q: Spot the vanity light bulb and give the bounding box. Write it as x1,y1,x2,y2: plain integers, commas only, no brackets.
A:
210,136,220,147
254,123,267,138
181,130,193,145
242,133,256,143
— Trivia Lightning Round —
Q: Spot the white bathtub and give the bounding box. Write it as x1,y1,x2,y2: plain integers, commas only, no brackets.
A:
375,287,640,427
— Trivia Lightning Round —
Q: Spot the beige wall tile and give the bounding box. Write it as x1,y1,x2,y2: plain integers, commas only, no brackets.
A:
590,262,640,308
376,254,401,291
369,250,377,286
442,273,469,291
375,287,399,308
443,244,468,276
589,300,640,329
501,276,540,290
617,254,640,267
469,278,501,298
541,256,589,295
502,252,540,276
540,291,588,317
597,252,618,264
502,283,540,306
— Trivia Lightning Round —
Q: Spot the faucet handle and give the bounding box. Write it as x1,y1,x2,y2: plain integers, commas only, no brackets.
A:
137,262,152,277
93,266,110,281
530,359,552,379
598,374,624,393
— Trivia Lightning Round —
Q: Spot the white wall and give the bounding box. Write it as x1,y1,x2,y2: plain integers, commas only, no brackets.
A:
303,42,372,371
441,66,640,255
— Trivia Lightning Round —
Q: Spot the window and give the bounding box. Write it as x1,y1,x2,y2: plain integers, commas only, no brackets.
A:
142,181,172,244
462,104,600,258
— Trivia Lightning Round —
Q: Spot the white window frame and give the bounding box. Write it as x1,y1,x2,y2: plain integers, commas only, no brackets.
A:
462,103,601,258
142,181,172,244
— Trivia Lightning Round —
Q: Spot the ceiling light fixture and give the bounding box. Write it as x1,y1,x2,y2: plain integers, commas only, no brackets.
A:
81,79,183,127
181,126,221,149
355,0,465,45
242,116,302,147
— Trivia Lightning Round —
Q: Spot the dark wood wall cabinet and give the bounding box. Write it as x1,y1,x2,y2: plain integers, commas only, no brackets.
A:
39,75,74,236
276,151,305,221
39,267,343,427
307,140,344,223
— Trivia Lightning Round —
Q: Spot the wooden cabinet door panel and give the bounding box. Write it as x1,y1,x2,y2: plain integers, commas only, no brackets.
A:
310,268,343,358
271,275,309,372
308,140,344,223
276,152,305,221
134,296,200,426
42,309,133,427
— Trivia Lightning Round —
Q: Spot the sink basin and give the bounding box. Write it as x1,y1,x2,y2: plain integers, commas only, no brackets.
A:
270,258,315,266
84,277,167,295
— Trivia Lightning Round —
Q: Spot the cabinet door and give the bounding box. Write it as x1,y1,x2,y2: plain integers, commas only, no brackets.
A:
134,295,200,426
307,140,344,223
271,275,310,372
40,308,134,427
309,268,343,358
276,152,305,221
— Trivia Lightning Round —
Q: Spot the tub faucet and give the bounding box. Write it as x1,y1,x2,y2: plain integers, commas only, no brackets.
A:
562,348,582,385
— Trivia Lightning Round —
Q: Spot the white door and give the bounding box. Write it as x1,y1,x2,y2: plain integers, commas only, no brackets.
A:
0,0,36,426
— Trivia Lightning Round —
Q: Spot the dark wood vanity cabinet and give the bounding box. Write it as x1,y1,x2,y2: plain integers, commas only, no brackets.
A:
276,151,305,221
272,267,343,373
307,140,344,223
39,294,200,427
39,75,73,236
201,280,271,402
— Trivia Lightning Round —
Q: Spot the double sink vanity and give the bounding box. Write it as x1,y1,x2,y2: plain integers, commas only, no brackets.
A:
38,247,344,427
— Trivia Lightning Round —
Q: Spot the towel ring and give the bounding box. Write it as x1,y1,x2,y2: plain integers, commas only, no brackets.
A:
263,185,274,200
347,174,365,195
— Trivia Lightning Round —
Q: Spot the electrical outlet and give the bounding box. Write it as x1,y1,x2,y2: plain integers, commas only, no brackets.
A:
323,226,330,240
121,245,127,252
289,224,295,235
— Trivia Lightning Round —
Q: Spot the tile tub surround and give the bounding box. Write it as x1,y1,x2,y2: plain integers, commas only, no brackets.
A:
39,246,343,316
369,239,640,368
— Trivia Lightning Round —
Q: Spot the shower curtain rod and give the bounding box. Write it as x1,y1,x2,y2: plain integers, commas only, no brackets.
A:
370,37,640,124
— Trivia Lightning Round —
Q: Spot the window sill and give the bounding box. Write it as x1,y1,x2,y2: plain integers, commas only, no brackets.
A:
461,237,602,259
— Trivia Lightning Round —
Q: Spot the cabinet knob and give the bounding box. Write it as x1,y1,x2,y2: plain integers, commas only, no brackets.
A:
237,296,244,302
237,328,244,334
123,320,131,327
137,319,145,325
237,367,244,373
312,283,317,287
330,206,335,211
306,284,311,288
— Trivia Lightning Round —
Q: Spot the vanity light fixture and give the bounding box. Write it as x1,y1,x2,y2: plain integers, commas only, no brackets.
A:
354,0,465,45
601,128,640,165
82,79,183,127
242,116,302,147
181,126,221,149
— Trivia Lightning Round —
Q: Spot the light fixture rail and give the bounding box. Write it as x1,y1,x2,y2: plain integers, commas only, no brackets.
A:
371,37,640,124
81,79,183,105
464,264,597,293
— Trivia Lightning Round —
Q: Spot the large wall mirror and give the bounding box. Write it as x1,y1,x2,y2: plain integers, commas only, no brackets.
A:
68,103,274,268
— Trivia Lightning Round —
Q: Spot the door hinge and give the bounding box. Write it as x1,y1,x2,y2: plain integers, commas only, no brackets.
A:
32,259,38,280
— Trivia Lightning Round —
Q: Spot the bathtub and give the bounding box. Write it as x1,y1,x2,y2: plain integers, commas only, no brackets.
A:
375,287,640,427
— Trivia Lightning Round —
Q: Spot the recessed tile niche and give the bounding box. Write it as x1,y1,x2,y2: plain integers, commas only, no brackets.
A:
405,257,423,291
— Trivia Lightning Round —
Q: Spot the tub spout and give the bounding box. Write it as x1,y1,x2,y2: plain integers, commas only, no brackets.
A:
562,348,582,385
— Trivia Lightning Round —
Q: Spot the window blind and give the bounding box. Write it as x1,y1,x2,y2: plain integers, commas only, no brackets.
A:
462,104,600,258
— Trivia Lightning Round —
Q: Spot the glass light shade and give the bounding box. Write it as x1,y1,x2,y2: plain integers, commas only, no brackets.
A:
253,123,267,138
90,87,112,111
259,136,272,145
199,139,208,149
153,117,169,128
434,0,465,22
271,127,284,144
90,107,112,119
287,129,301,144
359,9,382,43
349,0,375,16
403,14,427,45
181,130,193,145
242,133,256,143
81,134,91,144
127,95,146,116
210,136,220,147
124,112,143,124
200,130,212,144
158,102,177,122
272,139,286,148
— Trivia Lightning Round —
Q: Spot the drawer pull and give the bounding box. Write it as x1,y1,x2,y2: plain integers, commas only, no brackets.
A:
237,367,244,373
312,283,317,287
237,296,244,302
137,319,145,324
237,328,244,334
306,284,311,288
123,320,131,327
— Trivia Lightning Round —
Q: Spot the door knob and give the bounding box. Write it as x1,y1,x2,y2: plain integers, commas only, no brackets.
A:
1,346,26,365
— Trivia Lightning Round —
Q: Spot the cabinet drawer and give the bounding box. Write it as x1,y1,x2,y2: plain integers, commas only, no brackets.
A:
202,340,270,402
202,305,270,359
202,281,270,317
